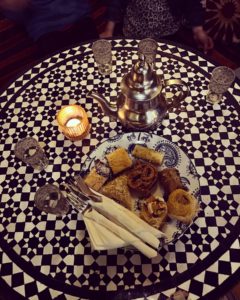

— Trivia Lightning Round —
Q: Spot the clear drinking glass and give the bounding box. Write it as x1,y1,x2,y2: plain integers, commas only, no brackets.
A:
14,137,48,171
206,66,235,104
92,39,112,75
34,184,69,216
138,38,158,67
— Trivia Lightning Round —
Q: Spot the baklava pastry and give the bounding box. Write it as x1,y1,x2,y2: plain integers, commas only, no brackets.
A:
84,161,111,192
140,196,168,229
106,147,133,174
132,144,164,165
167,189,199,224
101,174,134,211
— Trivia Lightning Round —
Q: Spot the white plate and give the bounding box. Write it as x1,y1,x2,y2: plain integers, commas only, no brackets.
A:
81,132,201,244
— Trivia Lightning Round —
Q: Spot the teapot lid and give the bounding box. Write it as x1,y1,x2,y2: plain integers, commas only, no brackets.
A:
121,54,162,101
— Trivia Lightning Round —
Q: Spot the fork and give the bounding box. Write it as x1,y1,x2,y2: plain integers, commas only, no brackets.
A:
66,181,91,202
63,183,90,214
71,175,102,202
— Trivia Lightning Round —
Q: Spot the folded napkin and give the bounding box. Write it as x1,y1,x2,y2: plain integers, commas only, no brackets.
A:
82,192,166,258
83,211,129,250
83,209,158,258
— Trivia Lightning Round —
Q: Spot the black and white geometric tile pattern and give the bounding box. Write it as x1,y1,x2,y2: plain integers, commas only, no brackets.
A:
0,39,239,300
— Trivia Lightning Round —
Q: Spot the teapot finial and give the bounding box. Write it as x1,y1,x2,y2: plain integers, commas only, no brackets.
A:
120,51,161,101
137,53,146,70
134,52,151,75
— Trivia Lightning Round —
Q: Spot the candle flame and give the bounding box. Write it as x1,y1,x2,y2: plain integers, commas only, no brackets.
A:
66,118,81,127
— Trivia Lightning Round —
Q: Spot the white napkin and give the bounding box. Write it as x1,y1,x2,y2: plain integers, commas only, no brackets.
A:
83,208,158,258
83,211,129,250
82,192,166,258
90,193,165,248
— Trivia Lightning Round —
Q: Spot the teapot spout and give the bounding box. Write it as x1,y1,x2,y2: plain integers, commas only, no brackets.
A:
87,91,118,120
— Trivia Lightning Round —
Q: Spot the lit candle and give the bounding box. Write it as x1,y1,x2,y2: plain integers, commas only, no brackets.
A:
57,104,90,141
66,117,81,127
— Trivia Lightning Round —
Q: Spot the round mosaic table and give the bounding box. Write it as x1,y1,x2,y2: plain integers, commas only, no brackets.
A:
0,39,239,300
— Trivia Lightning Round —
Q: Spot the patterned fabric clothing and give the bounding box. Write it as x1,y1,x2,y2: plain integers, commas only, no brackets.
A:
107,0,206,34
123,0,182,38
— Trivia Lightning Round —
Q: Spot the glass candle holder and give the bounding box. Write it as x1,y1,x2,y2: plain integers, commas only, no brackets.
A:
57,104,90,141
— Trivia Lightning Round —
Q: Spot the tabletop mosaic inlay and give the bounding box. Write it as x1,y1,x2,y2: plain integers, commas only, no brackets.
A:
0,39,239,300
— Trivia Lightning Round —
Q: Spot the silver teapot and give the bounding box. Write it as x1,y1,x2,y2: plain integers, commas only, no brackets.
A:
88,55,189,131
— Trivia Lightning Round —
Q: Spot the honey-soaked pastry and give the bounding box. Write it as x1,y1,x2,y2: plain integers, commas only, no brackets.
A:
132,145,164,165
127,160,158,196
167,189,199,224
106,147,133,174
101,174,134,211
84,161,111,192
159,168,186,198
140,196,168,229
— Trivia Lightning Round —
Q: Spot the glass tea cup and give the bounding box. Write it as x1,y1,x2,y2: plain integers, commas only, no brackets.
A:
14,137,48,171
206,66,235,104
34,184,69,216
92,39,112,75
138,38,158,67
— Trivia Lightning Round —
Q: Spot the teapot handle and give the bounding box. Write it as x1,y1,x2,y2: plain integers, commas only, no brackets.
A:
162,79,189,110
